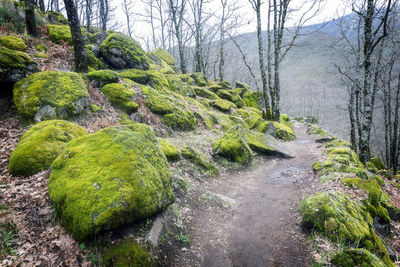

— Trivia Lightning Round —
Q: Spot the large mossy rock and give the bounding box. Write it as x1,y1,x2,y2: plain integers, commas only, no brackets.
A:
257,121,295,141
13,71,89,121
49,125,175,240
103,239,156,267
245,130,296,158
331,249,386,267
101,33,150,70
300,191,372,243
87,69,120,87
212,99,237,113
212,125,253,164
48,24,72,44
216,89,244,108
151,48,175,66
100,82,138,114
8,120,87,176
0,46,37,83
243,91,262,109
181,146,219,176
158,138,180,162
0,35,26,51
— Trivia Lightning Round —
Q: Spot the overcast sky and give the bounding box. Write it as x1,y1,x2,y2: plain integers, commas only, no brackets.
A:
111,0,351,46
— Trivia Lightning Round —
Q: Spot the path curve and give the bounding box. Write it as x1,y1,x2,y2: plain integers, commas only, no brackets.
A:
164,123,323,266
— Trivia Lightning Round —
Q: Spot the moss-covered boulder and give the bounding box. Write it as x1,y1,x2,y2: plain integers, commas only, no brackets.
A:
0,35,26,51
181,146,219,176
86,46,105,70
243,91,262,109
101,33,150,70
120,69,168,90
103,239,156,267
218,80,232,89
100,82,138,114
300,191,372,242
331,249,386,267
158,138,180,162
212,125,253,164
13,71,89,121
212,99,237,113
0,46,37,83
234,81,250,97
48,24,73,44
257,121,295,141
87,69,120,87
216,89,244,108
152,48,175,66
245,130,295,158
190,72,207,86
8,120,87,176
140,85,197,131
49,126,175,240
194,87,219,100
46,11,68,24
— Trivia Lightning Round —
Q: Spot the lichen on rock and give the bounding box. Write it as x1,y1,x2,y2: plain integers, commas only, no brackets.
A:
13,71,89,121
49,126,175,240
8,120,87,177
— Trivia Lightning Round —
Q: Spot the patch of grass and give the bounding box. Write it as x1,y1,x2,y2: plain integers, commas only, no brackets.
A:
0,222,18,258
175,234,190,245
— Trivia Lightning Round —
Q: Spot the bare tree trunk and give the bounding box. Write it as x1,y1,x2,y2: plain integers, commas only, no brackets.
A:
99,0,109,30
25,0,39,37
169,0,187,73
64,0,88,73
391,72,400,173
38,0,45,11
85,0,92,28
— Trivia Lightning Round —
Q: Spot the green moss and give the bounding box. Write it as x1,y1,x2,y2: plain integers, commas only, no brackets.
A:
49,126,175,240
152,48,175,65
48,24,73,44
100,83,138,114
325,140,351,148
212,125,253,164
313,160,334,172
194,87,219,100
331,249,386,267
103,238,156,267
140,85,197,131
101,33,150,69
243,91,262,109
218,80,232,89
120,69,168,90
87,69,119,87
307,124,330,137
181,146,219,176
216,89,244,108
212,99,237,113
327,147,362,166
13,71,89,121
0,45,37,81
300,191,372,243
158,138,180,162
208,84,223,93
369,157,386,170
90,104,102,113
166,74,195,97
190,72,207,86
244,130,295,157
0,35,26,51
257,121,295,141
46,11,68,24
34,52,48,59
234,82,250,96
8,120,87,176
85,46,104,70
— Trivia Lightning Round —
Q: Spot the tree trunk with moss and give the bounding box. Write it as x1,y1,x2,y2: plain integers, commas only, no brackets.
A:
25,0,38,37
63,0,88,73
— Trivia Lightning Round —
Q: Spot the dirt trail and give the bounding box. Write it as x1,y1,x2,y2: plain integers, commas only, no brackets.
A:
164,123,324,266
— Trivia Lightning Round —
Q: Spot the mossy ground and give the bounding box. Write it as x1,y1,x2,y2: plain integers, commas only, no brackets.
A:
103,239,155,267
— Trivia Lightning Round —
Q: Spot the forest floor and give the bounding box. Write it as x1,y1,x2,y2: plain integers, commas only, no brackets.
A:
159,123,325,266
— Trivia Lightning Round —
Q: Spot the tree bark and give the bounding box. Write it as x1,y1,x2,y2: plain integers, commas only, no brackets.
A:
38,0,45,12
25,0,38,37
63,0,88,73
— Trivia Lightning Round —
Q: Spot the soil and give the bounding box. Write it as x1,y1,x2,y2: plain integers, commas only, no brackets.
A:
160,123,325,266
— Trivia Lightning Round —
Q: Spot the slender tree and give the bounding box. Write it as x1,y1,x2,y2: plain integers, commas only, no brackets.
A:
25,0,39,37
63,0,88,72
169,0,188,73
122,0,134,38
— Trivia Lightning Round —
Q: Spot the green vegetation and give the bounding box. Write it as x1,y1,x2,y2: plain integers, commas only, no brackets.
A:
212,125,253,164
103,239,155,267
0,35,26,51
158,138,180,162
331,249,386,267
8,120,87,176
49,126,174,240
212,99,237,113
100,83,138,114
13,71,89,121
152,48,175,65
181,146,219,176
0,45,37,82
87,69,120,86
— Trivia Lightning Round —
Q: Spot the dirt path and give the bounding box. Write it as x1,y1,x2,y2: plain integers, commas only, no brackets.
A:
163,123,324,266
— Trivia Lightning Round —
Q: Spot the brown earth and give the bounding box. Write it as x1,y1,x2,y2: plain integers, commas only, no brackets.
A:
160,123,324,267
